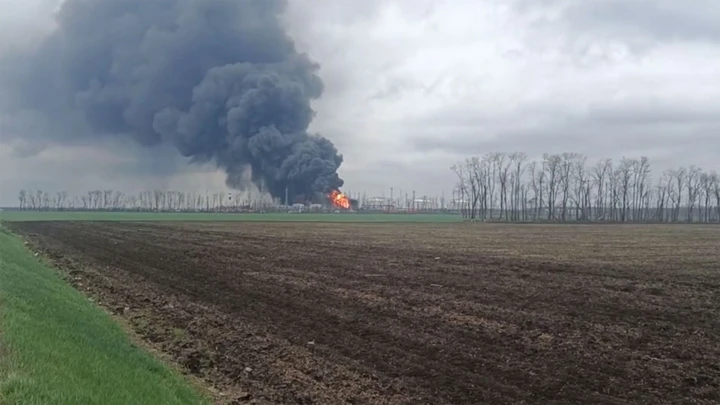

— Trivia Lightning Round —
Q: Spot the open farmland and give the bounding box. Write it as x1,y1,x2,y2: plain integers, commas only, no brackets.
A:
6,221,720,405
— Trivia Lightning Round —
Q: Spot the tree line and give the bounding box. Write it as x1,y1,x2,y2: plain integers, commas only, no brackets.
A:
12,188,449,213
451,152,720,223
12,188,454,213
15,190,271,212
11,152,720,222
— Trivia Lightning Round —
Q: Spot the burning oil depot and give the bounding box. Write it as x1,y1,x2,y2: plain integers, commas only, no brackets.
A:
279,188,358,213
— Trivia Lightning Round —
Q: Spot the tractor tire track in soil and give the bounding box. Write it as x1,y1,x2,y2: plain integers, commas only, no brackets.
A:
7,221,720,405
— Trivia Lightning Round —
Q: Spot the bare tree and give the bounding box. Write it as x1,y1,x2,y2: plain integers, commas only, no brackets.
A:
712,171,720,222
699,171,713,223
153,190,163,211
495,153,512,220
655,171,671,222
671,167,687,222
543,154,562,221
558,153,578,221
27,191,35,210
482,156,494,220
686,166,701,222
451,162,472,219
633,157,651,221
592,159,612,221
510,152,528,221
112,191,125,210
38,191,44,210
484,153,501,220
571,154,589,220
617,158,634,222
608,168,622,221
470,156,490,220
528,160,543,221
18,190,27,210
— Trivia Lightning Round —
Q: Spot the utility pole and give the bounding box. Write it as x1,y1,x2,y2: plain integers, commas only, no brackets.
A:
285,185,289,206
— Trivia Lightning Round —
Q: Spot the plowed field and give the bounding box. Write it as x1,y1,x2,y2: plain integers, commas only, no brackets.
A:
7,221,720,405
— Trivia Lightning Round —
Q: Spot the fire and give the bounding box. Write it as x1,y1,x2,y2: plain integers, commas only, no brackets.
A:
328,189,350,210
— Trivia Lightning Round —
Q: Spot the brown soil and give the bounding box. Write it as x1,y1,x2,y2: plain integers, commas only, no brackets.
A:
7,221,720,405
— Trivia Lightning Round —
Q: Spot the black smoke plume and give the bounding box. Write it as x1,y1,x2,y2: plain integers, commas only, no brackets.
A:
0,0,343,201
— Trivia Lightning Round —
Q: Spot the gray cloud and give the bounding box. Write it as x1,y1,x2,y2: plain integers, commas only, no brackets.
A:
0,0,345,202
395,0,720,172
514,0,720,50
1,0,719,205
410,96,720,161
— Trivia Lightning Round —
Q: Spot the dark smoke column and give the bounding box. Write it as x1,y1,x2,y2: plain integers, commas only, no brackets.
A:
9,0,344,202
153,53,345,201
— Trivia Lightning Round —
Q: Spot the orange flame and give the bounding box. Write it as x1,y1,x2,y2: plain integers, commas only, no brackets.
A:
328,189,350,210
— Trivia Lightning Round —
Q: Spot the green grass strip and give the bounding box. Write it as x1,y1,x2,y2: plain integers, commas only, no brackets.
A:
0,227,209,405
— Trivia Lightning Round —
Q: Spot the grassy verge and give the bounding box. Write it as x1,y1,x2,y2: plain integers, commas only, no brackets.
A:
0,226,209,405
0,210,461,223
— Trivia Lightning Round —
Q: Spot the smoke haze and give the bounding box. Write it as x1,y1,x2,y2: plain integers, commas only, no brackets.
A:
0,0,344,201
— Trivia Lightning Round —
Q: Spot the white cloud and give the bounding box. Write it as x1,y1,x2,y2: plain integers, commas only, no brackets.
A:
0,0,59,52
284,0,720,195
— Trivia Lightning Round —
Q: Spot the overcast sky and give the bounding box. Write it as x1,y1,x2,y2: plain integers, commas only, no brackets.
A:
1,0,719,205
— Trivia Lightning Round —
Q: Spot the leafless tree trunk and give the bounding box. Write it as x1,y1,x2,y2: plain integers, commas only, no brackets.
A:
464,159,478,219
654,173,666,221
451,162,471,219
40,191,47,210
671,167,686,222
558,153,577,221
509,152,528,221
528,161,540,221
608,169,621,222
713,172,720,222
18,190,27,210
487,153,501,220
571,154,589,220
544,153,561,221
153,190,162,211
699,172,712,223
113,191,124,210
686,166,701,222
471,156,491,220
617,158,634,222
634,157,651,221
27,191,36,210
495,153,511,221
592,159,611,221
